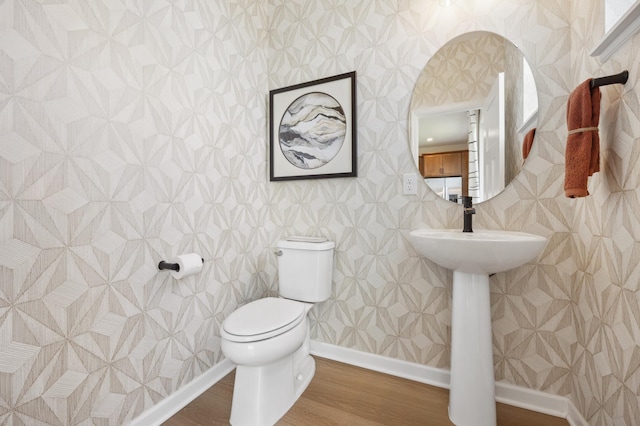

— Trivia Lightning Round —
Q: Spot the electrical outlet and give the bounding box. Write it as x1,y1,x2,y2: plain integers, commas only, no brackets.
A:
403,173,417,195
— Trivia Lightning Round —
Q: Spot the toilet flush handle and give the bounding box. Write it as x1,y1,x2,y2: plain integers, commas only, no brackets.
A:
274,250,283,256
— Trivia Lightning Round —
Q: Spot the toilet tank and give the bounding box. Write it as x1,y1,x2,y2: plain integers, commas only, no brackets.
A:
276,239,334,302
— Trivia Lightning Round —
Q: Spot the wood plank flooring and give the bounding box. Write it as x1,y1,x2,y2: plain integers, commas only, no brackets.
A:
163,357,569,426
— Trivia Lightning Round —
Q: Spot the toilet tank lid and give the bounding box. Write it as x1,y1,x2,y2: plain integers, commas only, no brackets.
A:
277,238,334,250
286,236,327,243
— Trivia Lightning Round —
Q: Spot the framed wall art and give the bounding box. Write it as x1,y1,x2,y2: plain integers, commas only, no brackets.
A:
269,71,357,181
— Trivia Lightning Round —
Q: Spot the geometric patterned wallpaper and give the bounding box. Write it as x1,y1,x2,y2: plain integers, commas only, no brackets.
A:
569,1,640,424
0,1,270,424
0,1,639,425
411,31,507,109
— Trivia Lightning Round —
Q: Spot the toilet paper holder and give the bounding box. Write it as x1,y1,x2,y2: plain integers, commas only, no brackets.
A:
158,257,204,272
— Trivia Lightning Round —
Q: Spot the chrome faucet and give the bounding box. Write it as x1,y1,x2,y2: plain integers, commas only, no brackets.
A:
462,196,475,233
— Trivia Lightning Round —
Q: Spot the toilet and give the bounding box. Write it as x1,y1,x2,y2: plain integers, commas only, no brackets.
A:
220,237,334,426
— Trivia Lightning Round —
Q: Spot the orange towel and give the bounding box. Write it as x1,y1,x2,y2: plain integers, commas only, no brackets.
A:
564,79,601,198
522,128,536,161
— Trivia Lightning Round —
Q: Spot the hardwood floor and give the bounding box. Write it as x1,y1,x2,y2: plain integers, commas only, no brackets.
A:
163,357,569,426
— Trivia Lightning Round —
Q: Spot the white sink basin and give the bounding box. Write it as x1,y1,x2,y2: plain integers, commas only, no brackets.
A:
409,229,547,275
409,228,546,426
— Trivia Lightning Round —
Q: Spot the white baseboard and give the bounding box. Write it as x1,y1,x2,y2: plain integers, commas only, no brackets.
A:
129,358,235,426
310,340,588,424
309,339,451,389
129,341,589,426
494,380,567,417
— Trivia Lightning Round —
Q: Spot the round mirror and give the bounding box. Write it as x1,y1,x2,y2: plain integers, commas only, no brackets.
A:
409,31,538,204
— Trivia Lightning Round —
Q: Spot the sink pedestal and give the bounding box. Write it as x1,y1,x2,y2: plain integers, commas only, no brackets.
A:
449,272,496,426
408,229,547,426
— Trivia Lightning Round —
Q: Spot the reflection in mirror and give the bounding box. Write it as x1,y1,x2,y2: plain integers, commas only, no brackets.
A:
409,31,538,204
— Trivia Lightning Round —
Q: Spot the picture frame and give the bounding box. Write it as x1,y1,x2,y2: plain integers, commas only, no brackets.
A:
269,71,357,181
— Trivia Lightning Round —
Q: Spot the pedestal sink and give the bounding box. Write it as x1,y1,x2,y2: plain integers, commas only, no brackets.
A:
409,229,547,426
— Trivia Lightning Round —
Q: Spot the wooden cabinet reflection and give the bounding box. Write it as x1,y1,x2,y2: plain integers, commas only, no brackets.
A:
420,150,469,197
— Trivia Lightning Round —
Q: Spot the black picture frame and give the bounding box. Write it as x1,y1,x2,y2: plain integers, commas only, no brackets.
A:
269,71,357,181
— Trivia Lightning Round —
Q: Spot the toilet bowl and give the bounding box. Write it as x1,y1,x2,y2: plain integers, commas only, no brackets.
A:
220,297,308,367
220,238,334,426
220,298,315,426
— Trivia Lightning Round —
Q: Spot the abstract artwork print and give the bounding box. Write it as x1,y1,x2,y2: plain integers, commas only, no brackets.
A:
279,92,346,170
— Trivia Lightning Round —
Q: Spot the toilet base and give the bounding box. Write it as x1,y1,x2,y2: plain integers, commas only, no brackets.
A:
229,353,315,426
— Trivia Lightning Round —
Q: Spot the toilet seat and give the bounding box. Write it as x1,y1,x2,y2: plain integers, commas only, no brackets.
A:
222,297,305,343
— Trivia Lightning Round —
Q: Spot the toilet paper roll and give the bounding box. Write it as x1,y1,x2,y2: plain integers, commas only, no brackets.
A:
169,253,203,279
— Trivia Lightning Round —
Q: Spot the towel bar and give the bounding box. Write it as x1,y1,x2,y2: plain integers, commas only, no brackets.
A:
590,70,629,88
